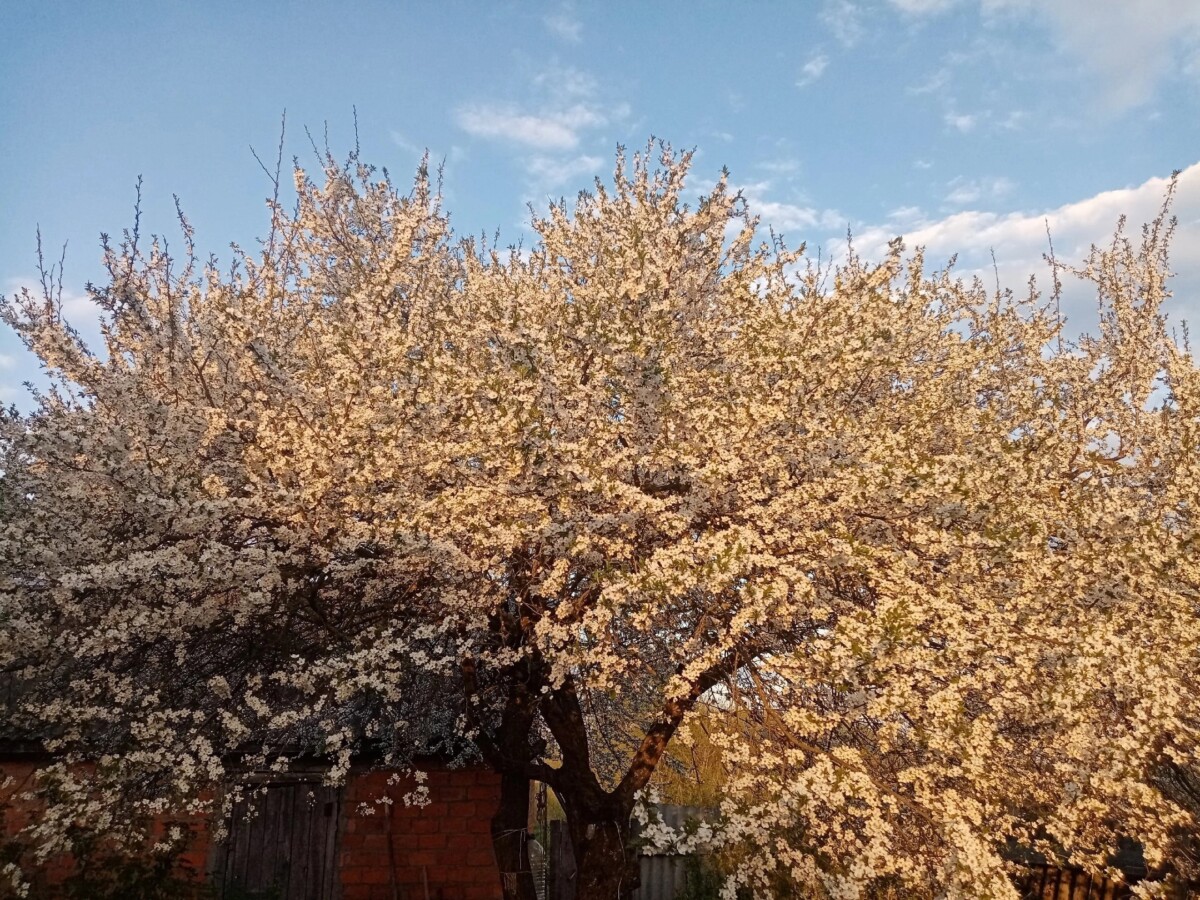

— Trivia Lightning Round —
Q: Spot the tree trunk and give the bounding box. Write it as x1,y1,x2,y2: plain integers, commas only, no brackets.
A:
563,796,639,900
491,771,539,900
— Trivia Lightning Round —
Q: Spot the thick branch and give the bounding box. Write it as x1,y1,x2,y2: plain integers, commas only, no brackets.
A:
614,650,747,805
540,676,610,806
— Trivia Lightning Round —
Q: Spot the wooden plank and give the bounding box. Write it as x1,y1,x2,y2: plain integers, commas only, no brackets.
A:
271,781,291,892
305,784,321,898
323,787,342,900
231,790,254,892
248,787,271,890
285,784,305,899
213,779,343,900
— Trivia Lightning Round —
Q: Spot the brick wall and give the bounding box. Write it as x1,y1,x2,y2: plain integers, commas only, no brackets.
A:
0,756,504,900
0,757,215,890
340,765,503,900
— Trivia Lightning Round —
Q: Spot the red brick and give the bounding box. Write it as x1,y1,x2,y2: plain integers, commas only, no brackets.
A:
445,865,479,883
360,833,388,851
417,831,448,849
466,848,496,867
357,867,391,885
407,850,438,866
467,815,492,833
446,833,480,852
356,815,389,833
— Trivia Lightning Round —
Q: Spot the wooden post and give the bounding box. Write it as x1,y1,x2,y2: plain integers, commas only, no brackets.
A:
548,820,576,900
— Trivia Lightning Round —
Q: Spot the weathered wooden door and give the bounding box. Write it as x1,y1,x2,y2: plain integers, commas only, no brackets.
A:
212,779,343,900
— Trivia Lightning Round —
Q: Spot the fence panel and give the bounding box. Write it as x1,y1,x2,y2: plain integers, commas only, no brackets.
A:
210,779,343,900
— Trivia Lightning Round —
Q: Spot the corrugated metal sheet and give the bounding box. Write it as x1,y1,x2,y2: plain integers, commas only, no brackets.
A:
631,805,713,900
634,854,690,900
547,804,716,900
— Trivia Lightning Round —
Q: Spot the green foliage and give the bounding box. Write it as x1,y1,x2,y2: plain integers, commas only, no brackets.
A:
676,856,724,900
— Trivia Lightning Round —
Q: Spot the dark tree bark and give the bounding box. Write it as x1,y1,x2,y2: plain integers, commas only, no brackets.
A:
492,770,540,900
565,799,639,900
474,616,747,899
466,650,541,900
541,679,640,900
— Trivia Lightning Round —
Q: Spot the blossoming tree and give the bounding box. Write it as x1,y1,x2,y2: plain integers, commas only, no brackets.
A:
1,144,1197,899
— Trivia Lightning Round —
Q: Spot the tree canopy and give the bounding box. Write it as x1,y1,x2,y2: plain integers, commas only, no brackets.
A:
1,144,1198,899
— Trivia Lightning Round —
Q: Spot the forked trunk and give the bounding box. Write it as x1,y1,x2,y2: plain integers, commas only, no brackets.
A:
491,771,539,900
566,801,639,900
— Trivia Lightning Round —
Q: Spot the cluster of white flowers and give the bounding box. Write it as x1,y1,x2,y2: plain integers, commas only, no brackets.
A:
0,144,1196,897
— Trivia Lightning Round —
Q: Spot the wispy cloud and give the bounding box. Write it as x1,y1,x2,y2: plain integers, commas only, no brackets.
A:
389,130,422,155
525,154,605,191
797,54,830,88
827,161,1200,326
907,68,950,96
2,277,96,325
944,111,977,133
758,158,802,175
821,0,865,47
739,182,843,236
456,64,630,203
0,352,14,370
456,104,608,151
544,5,583,43
888,0,958,13
943,175,1014,205
984,0,1200,111
457,64,627,155
531,65,597,102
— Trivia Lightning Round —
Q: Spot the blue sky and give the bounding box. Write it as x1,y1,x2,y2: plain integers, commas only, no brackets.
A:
3,0,1199,404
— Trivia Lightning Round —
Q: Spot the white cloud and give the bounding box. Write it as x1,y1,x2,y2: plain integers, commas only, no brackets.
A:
0,353,14,370
759,158,802,175
389,130,422,155
544,7,583,43
888,206,925,223
889,0,958,12
983,0,1200,111
457,64,627,157
525,154,605,191
2,277,96,324
456,103,611,151
531,65,597,102
754,200,823,232
893,0,1200,112
797,54,829,88
944,175,1014,206
908,68,950,96
944,112,977,133
821,0,865,47
740,182,844,236
829,161,1200,328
